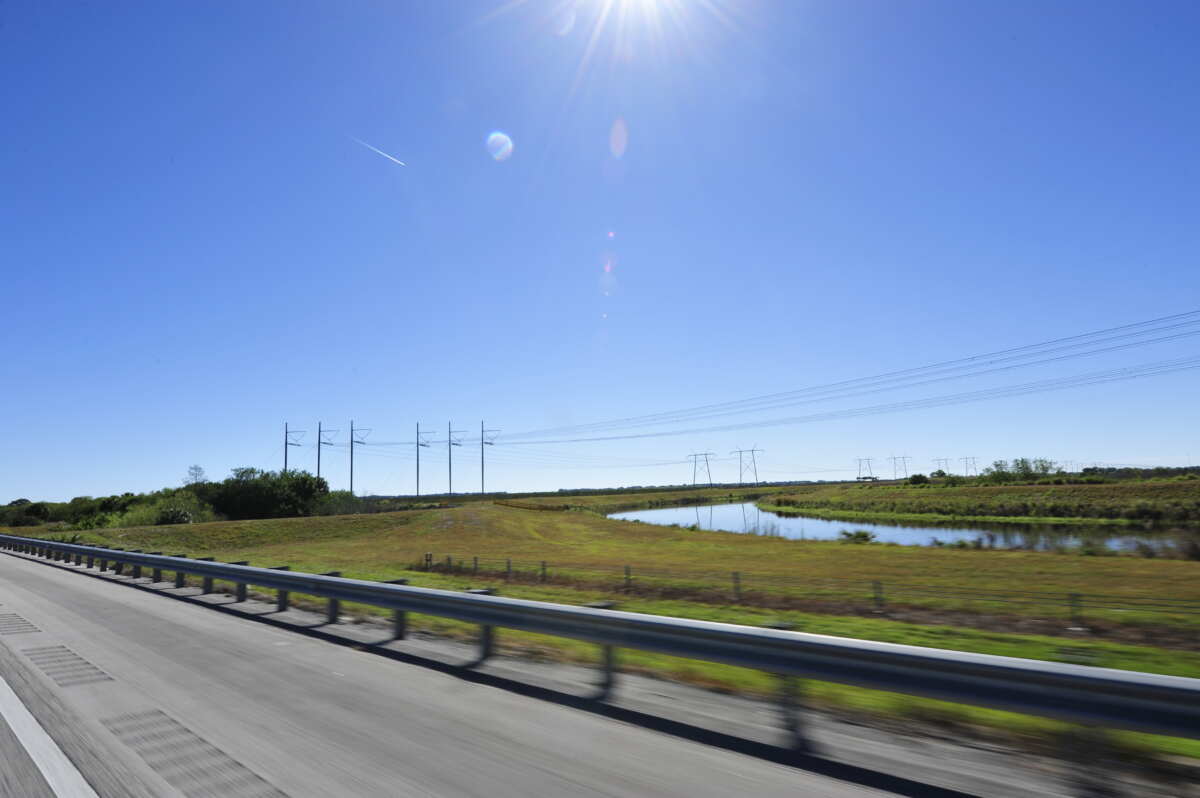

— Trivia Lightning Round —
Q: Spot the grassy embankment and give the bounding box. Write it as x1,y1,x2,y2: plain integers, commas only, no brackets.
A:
754,479,1200,527
10,497,1200,757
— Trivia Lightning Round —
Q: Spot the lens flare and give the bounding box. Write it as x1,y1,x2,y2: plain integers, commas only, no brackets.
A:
609,118,628,158
486,131,514,161
554,6,576,36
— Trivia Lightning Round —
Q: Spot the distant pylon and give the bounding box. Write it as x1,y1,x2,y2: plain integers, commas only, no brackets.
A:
856,458,874,479
687,452,716,486
888,455,911,479
933,457,952,474
960,456,979,476
731,448,763,485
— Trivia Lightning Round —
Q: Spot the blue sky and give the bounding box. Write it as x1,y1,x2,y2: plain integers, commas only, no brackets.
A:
2,0,1198,502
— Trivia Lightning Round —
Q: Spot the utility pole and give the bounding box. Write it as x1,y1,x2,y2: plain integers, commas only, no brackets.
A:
480,421,499,494
888,455,912,479
447,422,465,495
284,423,304,473
731,448,764,485
349,421,370,494
856,458,875,480
960,456,979,477
316,423,338,480
687,452,716,486
416,422,431,496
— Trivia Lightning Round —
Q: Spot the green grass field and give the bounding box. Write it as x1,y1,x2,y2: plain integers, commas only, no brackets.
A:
10,496,1200,758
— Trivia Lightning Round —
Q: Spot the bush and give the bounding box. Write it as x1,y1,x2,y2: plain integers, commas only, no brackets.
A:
908,473,930,485
155,506,193,525
195,468,329,520
838,529,877,544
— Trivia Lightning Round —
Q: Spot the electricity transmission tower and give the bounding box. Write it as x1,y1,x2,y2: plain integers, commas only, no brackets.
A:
283,423,304,473
447,422,465,495
731,448,763,485
316,422,338,479
888,455,912,479
480,421,499,494
688,452,716,486
856,458,875,480
960,456,979,476
933,457,952,474
349,421,370,494
415,423,431,496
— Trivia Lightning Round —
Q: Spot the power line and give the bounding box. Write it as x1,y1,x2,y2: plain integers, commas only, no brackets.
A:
415,422,431,496
447,422,465,495
283,422,305,473
350,421,370,495
480,420,499,493
501,354,1200,445
316,422,338,480
502,310,1200,441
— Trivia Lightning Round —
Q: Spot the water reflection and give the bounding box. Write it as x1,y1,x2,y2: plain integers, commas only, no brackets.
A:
609,502,1176,551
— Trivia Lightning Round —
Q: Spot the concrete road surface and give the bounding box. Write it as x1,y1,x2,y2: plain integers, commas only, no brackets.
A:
0,550,1182,797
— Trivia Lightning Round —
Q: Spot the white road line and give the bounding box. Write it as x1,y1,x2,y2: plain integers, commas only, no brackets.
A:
0,670,99,798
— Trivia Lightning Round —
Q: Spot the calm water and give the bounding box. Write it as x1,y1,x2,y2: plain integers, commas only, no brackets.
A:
608,502,1170,550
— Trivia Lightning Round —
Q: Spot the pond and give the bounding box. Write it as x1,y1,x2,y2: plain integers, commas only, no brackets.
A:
607,502,1175,551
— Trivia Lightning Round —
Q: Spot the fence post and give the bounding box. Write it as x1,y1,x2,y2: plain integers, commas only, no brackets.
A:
424,552,433,571
732,571,742,603
505,558,512,581
386,579,408,639
149,554,163,583
473,556,479,575
231,562,249,601
624,565,632,592
872,580,886,613
445,555,452,571
272,566,290,611
323,572,341,623
173,555,187,588
540,561,547,583
197,557,215,593
1068,593,1086,630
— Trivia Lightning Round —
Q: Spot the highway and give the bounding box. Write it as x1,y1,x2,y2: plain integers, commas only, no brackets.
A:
0,551,1177,797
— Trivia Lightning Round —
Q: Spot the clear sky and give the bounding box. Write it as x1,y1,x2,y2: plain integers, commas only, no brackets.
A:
3,0,1198,503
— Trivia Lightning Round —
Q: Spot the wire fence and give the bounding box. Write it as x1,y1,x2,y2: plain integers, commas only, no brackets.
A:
411,552,1200,624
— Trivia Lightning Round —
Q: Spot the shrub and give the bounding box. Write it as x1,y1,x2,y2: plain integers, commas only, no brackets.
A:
908,473,930,485
155,506,193,525
838,529,877,544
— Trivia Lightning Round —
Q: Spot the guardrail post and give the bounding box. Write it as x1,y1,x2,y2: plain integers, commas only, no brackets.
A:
1068,593,1086,631
111,548,125,575
74,551,83,566
197,557,215,593
624,565,632,592
85,552,94,569
766,622,812,752
466,589,495,665
272,566,290,611
322,572,341,623
173,555,187,588
130,551,143,580
149,554,163,583
585,601,618,698
732,571,742,603
872,580,886,613
386,579,408,638
99,552,109,571
231,562,249,601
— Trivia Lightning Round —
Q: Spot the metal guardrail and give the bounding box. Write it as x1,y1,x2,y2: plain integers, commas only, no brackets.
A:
2,533,1199,741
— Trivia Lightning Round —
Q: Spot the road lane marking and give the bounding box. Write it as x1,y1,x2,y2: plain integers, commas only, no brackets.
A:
0,670,99,797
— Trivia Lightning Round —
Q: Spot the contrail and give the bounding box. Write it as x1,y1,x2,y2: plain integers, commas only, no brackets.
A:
351,136,406,166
